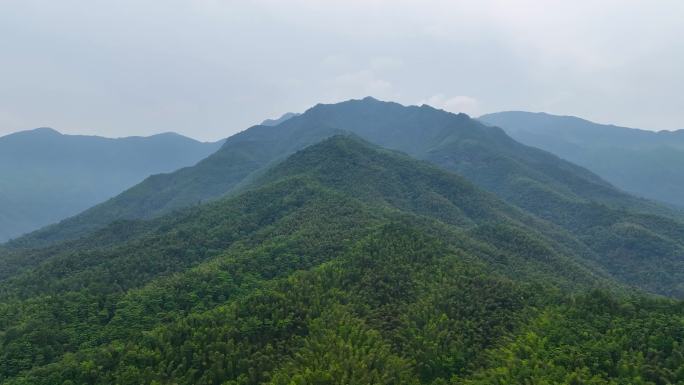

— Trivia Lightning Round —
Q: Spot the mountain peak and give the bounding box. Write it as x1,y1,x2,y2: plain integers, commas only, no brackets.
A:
0,127,62,141
29,127,61,135
294,134,373,154
256,135,378,176
145,131,200,142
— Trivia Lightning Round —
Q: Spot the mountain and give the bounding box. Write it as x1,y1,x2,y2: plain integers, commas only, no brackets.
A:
6,121,346,247
10,98,664,245
479,111,684,207
10,98,684,298
0,136,682,384
0,128,223,242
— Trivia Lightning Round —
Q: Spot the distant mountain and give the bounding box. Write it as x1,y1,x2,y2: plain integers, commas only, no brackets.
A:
0,136,682,385
260,112,300,126
0,128,222,241
479,111,684,207
9,98,684,299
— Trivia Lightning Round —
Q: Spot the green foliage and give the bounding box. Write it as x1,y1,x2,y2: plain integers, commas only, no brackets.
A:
461,292,684,385
0,177,381,380
269,308,418,385
1,135,683,385
2,223,536,385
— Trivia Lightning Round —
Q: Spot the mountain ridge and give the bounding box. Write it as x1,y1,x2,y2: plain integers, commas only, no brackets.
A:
479,111,684,206
0,127,223,241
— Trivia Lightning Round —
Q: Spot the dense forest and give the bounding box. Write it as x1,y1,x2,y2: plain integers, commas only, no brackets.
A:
1,136,683,384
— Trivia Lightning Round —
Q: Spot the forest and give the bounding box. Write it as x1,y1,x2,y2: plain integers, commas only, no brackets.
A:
0,136,682,384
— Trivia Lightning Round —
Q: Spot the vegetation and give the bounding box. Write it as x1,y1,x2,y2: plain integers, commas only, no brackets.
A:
1,136,683,384
11,98,684,301
3,222,682,384
464,292,684,385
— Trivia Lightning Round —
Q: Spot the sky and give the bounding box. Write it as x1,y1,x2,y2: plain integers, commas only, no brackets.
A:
1,0,683,141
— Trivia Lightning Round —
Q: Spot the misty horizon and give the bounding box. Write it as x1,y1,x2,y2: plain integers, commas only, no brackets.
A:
2,0,683,141
3,96,683,142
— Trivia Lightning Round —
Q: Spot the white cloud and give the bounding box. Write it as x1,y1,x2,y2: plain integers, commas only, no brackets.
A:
419,94,481,116
325,69,396,101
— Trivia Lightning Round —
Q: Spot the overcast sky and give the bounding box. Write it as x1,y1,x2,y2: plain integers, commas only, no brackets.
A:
1,0,683,141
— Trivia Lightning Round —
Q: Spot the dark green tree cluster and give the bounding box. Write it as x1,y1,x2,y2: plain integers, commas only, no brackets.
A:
463,292,684,385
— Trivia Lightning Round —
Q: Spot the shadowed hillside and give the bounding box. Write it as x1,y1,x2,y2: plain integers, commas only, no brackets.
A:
480,111,684,207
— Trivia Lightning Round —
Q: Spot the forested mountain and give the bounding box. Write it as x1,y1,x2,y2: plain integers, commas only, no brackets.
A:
479,111,684,207
12,97,670,246
0,128,222,241
9,98,684,297
1,136,682,384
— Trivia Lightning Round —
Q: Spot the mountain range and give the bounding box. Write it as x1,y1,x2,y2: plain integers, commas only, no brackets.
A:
480,111,684,207
0,98,683,384
0,128,222,242
9,97,684,296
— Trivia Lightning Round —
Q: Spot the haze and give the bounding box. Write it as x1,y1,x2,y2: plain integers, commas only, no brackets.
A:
1,0,682,140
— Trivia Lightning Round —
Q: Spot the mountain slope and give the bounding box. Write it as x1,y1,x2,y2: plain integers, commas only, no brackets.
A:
479,111,684,207
0,136,682,385
257,136,684,297
9,123,344,247
297,99,671,215
0,137,609,381
0,128,222,241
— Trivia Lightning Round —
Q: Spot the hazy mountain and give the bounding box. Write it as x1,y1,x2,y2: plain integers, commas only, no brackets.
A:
479,111,684,207
0,136,681,384
0,128,223,241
